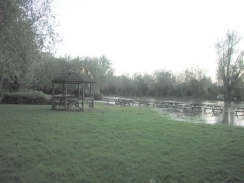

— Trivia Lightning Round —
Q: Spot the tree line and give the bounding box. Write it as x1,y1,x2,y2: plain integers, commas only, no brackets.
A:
14,53,243,100
1,0,244,100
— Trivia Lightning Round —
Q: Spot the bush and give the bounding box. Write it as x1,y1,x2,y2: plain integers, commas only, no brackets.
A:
94,93,103,100
1,91,51,104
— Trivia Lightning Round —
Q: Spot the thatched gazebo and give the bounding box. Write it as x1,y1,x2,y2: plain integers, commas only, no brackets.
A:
51,72,96,111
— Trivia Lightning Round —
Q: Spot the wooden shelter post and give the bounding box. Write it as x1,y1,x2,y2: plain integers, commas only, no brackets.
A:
89,84,92,97
52,83,55,109
78,84,80,97
82,82,84,111
92,83,94,108
52,83,54,99
65,83,67,110
63,84,65,96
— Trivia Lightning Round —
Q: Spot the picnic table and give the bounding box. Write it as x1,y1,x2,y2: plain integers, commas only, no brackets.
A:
235,107,244,115
167,102,174,107
153,101,169,108
52,96,93,110
190,103,201,110
204,105,223,113
52,96,82,109
115,99,131,106
174,103,188,111
138,100,150,106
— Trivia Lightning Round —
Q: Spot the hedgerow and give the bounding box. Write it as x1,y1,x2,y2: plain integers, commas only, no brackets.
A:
1,91,51,104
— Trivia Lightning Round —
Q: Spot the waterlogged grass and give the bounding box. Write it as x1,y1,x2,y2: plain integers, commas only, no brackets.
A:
0,103,243,183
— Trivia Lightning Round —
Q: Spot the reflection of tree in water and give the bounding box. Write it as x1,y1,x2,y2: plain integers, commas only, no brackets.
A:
221,102,228,124
222,106,228,125
230,109,235,126
235,113,244,126
236,114,244,120
155,100,244,126
222,102,235,125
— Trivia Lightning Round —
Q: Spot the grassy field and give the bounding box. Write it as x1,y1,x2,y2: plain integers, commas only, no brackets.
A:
0,103,243,183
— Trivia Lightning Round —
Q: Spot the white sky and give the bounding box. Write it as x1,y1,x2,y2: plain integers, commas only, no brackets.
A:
53,0,244,80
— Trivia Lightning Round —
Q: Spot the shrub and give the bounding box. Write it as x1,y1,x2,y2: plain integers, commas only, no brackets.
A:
1,91,51,104
94,93,103,100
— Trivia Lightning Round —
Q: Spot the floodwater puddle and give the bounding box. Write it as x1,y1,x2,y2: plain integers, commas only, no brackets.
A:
100,98,244,127
152,100,244,127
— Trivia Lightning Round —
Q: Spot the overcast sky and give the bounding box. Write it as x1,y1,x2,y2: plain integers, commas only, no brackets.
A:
53,0,244,80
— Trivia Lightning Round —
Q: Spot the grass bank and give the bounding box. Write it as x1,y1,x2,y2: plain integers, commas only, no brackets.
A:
0,103,243,183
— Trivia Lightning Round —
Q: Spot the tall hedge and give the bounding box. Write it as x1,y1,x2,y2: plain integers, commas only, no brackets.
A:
1,91,51,104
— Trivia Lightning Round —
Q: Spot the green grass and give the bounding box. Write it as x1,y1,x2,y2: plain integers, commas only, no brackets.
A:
0,103,243,183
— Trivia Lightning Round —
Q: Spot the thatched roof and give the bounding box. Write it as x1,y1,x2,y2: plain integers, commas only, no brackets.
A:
51,73,96,84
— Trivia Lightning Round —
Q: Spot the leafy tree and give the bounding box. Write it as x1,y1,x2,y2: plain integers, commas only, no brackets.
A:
132,73,149,96
96,55,114,93
103,75,118,95
216,30,244,100
29,55,114,95
0,0,58,90
82,55,114,93
32,53,68,93
141,73,155,96
175,67,211,98
153,70,175,97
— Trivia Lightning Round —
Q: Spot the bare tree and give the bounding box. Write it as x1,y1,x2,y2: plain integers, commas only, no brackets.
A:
216,30,244,100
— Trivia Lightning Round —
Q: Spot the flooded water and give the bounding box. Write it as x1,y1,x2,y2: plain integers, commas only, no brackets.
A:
101,97,244,127
153,100,244,127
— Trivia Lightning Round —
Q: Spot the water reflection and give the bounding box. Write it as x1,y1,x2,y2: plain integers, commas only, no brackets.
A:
163,100,244,127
